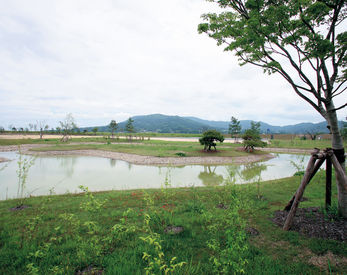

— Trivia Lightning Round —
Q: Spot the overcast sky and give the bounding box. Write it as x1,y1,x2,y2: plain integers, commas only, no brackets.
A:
0,0,346,129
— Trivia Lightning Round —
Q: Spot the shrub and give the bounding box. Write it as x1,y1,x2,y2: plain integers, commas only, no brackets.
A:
199,130,224,151
242,122,266,152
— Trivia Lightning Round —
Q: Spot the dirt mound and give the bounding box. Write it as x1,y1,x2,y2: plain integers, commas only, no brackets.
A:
272,207,346,241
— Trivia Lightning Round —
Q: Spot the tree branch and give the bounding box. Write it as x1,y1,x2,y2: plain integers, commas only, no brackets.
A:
329,102,347,112
332,86,346,98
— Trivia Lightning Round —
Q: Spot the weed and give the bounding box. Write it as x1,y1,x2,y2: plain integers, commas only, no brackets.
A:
0,173,345,274
320,202,343,221
140,214,186,274
16,147,36,205
78,185,107,212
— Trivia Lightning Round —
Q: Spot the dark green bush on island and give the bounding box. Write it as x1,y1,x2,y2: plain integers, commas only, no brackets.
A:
242,122,266,152
199,130,224,151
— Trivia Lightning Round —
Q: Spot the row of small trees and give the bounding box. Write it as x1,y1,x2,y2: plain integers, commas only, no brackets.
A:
0,115,136,140
200,120,265,152
108,118,135,139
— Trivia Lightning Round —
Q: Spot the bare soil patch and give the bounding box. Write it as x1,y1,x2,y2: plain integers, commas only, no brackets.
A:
272,207,347,241
76,266,103,275
9,205,30,211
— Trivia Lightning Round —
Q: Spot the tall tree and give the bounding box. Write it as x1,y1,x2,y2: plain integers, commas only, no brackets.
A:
59,113,77,142
36,120,48,139
28,123,34,132
250,121,261,133
199,0,347,217
109,120,118,138
92,127,98,135
229,116,242,140
125,118,135,140
242,121,265,152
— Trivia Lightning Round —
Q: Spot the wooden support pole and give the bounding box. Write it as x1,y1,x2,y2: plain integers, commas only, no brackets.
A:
330,153,347,192
283,155,317,231
284,157,325,211
325,156,332,209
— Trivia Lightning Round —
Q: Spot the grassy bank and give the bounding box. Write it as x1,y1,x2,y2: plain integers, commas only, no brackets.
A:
0,171,345,274
29,142,255,158
268,138,347,149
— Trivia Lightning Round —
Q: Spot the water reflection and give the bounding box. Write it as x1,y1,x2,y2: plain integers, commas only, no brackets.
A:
240,163,268,182
0,162,8,172
0,152,312,200
225,162,268,184
110,159,117,167
198,166,224,186
226,165,241,184
57,156,77,178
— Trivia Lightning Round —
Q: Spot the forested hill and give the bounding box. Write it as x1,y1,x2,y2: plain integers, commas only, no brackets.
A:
80,114,343,134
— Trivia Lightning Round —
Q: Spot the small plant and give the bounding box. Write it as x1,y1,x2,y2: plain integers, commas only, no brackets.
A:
175,152,186,157
290,155,306,173
16,147,36,205
106,209,136,245
161,168,174,202
184,200,205,214
320,202,343,222
204,179,251,274
290,155,307,181
78,185,107,212
140,214,186,274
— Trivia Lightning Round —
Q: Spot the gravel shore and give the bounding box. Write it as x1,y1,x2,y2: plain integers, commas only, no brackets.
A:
0,157,10,163
0,144,276,165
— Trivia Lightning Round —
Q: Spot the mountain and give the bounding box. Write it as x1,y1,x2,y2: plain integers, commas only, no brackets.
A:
80,114,211,134
79,114,344,134
117,114,209,133
184,117,341,134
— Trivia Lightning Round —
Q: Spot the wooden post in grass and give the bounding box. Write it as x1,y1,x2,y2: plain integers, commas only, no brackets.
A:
283,148,347,231
284,157,325,211
329,151,347,192
325,156,332,209
283,149,319,231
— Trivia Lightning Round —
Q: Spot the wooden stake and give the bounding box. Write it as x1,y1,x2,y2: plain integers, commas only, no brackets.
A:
325,156,332,209
283,155,317,231
330,153,347,192
284,157,325,211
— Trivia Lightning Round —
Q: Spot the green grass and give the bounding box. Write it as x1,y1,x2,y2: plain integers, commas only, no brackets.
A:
0,170,345,274
28,141,257,158
0,137,135,146
268,138,347,149
1,134,346,151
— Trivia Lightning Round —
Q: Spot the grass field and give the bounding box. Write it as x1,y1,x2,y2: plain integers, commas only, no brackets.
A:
29,142,258,158
267,138,347,149
0,169,345,274
1,135,346,159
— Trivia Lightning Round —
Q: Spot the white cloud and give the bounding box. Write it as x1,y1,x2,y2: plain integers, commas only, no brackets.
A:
0,0,345,129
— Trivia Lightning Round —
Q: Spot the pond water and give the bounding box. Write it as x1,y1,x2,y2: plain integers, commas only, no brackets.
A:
0,152,311,200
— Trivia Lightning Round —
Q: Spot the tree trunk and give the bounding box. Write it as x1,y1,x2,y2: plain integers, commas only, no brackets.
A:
326,103,347,218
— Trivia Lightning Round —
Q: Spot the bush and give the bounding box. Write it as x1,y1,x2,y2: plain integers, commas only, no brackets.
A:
199,130,224,151
242,122,266,152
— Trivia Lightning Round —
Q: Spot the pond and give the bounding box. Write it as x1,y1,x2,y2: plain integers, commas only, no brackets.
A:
0,152,311,200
